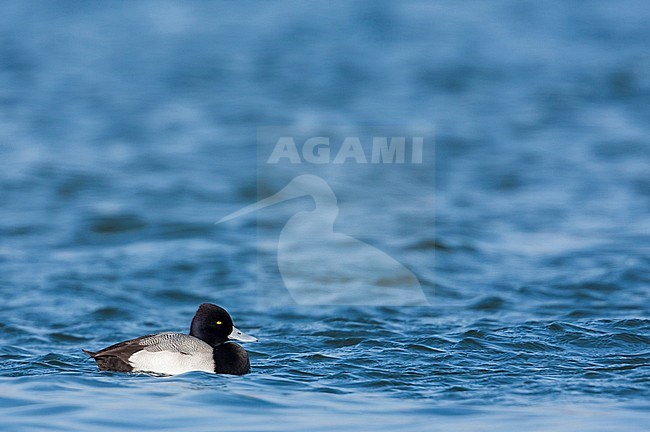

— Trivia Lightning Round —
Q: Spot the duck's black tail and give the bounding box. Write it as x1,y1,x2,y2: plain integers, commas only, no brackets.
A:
82,349,97,358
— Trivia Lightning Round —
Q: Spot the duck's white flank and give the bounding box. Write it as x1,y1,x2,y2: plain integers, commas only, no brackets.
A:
126,333,216,375
128,349,215,375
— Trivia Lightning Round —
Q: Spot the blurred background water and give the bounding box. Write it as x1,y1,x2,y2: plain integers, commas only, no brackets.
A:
1,1,649,430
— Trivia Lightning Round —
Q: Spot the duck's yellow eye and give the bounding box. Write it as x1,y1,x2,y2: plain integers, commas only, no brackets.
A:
216,321,222,325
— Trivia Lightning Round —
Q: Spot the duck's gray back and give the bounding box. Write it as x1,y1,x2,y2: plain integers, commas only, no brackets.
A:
137,332,211,353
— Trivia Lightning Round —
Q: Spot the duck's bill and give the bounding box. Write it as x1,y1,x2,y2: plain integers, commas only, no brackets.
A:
228,326,257,342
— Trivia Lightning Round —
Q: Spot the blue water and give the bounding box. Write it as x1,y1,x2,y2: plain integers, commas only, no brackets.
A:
1,1,649,430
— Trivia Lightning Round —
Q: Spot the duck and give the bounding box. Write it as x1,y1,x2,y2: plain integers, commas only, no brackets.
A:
83,303,257,376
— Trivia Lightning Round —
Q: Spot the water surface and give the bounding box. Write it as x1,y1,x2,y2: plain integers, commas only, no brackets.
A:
1,1,649,430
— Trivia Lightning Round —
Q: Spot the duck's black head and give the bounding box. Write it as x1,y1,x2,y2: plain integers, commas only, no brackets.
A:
189,303,257,347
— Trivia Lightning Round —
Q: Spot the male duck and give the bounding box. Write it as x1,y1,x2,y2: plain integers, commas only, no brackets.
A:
83,303,256,375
